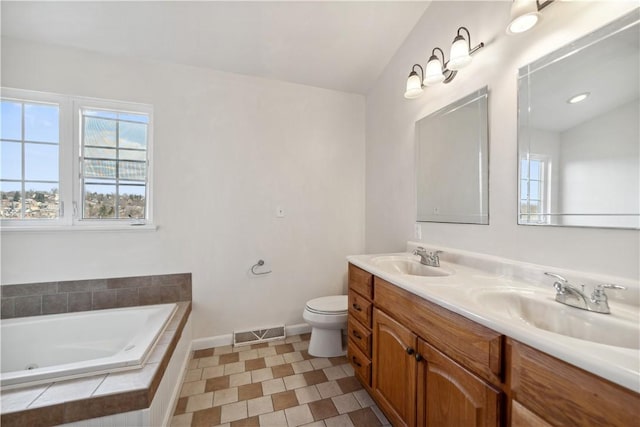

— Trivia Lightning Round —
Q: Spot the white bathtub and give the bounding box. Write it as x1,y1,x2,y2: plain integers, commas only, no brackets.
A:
0,303,177,389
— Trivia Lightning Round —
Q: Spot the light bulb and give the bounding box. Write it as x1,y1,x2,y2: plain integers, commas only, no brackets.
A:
507,0,541,34
448,36,472,70
424,55,445,86
404,71,424,99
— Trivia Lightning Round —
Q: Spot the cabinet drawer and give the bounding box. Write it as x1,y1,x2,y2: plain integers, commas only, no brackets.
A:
348,340,371,387
509,339,640,427
348,318,371,357
348,263,373,300
375,277,503,385
349,290,372,328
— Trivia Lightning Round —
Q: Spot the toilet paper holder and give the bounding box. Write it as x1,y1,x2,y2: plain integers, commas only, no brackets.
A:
251,259,272,275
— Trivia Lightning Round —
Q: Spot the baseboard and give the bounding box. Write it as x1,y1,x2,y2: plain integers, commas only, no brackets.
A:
191,323,311,351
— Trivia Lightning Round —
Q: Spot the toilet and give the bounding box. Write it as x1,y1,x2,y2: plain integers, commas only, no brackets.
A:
303,295,348,357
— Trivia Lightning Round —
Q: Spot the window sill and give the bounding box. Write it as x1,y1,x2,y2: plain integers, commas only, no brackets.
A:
0,224,157,233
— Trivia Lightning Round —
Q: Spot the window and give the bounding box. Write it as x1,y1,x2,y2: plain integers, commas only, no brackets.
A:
1,99,60,220
0,88,153,229
520,155,550,224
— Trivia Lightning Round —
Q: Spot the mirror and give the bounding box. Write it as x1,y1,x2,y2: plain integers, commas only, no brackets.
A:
416,86,489,224
518,10,639,229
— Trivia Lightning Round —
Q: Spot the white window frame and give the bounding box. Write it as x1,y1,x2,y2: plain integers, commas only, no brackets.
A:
519,154,551,225
1,88,154,231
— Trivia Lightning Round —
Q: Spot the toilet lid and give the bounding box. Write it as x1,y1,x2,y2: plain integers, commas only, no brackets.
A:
306,295,347,315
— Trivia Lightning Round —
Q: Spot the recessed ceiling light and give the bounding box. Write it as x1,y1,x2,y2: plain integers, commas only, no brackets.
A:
567,92,590,104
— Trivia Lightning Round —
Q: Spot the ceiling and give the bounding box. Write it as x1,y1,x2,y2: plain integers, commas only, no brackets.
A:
0,1,430,94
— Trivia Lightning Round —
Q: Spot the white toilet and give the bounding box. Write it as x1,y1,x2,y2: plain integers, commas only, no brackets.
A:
303,295,348,357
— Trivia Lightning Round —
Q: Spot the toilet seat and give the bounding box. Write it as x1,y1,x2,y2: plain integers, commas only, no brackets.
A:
305,295,347,315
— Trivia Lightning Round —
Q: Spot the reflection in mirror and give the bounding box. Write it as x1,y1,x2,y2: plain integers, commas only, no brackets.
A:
518,9,639,229
416,86,489,224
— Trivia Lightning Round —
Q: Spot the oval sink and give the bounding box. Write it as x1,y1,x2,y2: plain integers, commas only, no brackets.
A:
370,256,453,277
473,289,640,350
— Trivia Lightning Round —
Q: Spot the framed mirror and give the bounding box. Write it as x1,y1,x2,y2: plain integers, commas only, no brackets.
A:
518,9,639,229
416,86,489,224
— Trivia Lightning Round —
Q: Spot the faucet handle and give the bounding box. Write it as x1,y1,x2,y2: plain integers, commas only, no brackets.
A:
544,272,568,283
599,284,627,291
431,250,443,256
414,246,426,254
545,272,571,293
591,284,626,304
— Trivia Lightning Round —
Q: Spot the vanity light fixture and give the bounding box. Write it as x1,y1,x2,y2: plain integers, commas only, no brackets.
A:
567,92,590,104
507,0,555,35
404,27,484,99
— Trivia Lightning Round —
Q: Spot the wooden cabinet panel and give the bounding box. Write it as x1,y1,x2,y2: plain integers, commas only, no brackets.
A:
347,340,371,387
375,277,503,386
509,340,640,427
348,290,372,328
372,308,417,427
417,339,501,427
348,318,371,357
348,263,373,300
511,400,552,427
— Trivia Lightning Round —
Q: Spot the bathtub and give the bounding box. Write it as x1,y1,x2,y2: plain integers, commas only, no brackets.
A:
0,303,177,389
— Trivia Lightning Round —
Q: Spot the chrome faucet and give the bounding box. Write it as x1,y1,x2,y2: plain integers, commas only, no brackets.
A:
544,272,626,314
413,247,442,267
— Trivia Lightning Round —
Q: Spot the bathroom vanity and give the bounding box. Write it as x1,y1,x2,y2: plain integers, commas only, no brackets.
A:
346,246,640,427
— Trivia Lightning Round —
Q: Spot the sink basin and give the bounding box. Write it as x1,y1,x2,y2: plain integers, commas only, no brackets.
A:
370,256,453,277
473,289,640,350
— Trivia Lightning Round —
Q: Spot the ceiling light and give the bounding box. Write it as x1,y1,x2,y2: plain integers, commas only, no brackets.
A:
403,27,484,99
507,0,554,35
567,92,590,104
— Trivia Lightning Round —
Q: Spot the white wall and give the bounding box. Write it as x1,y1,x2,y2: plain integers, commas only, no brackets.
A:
0,38,366,338
559,100,639,227
365,1,639,280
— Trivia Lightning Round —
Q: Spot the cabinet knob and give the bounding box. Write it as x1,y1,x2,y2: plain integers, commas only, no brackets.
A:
415,353,424,362
352,330,362,340
406,347,415,355
352,303,362,311
351,356,362,367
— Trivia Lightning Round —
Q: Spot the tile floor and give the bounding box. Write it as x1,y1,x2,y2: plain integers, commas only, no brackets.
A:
170,333,390,427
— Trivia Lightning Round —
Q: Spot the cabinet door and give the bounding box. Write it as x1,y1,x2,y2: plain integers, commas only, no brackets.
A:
372,308,417,427
417,339,501,427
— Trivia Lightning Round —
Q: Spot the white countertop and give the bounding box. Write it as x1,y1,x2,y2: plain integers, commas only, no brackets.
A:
347,246,640,393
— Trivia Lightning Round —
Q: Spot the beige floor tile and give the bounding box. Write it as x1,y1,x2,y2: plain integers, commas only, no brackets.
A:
352,390,375,408
247,395,274,417
331,393,360,415
198,355,220,368
202,365,226,379
215,345,234,355
220,400,248,423
302,421,327,427
257,346,277,357
283,351,304,364
283,374,308,390
170,412,193,427
213,387,239,407
259,409,287,426
323,366,347,381
251,367,274,383
229,371,252,387
340,364,354,377
180,379,206,397
224,361,246,375
309,358,332,370
184,368,203,382
292,360,314,374
238,349,259,361
285,335,302,343
264,354,285,367
295,385,321,404
293,341,310,351
316,381,343,399
186,391,214,412
285,404,314,427
261,378,286,395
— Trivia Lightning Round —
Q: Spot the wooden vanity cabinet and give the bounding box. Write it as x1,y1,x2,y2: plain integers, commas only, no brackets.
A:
347,264,374,388
508,340,640,427
367,273,504,427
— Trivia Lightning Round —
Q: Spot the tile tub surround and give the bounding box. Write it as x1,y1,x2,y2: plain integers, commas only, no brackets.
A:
0,301,191,427
170,334,390,427
1,273,192,319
